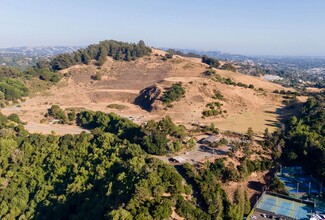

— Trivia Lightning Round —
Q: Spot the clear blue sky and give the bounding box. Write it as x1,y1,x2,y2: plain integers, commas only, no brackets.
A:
1,0,325,56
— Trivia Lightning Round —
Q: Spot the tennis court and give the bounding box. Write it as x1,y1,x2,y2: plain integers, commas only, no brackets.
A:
277,166,322,198
255,193,313,219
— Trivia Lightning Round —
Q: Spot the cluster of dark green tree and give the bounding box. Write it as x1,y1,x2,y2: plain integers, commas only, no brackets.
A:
78,111,190,155
165,49,201,58
161,82,186,105
0,67,29,102
78,110,143,143
203,67,258,90
267,95,325,181
25,63,61,83
44,105,76,124
49,40,151,70
202,90,227,117
0,109,266,220
0,111,207,220
141,116,194,155
212,91,225,101
202,101,225,117
0,61,62,105
273,89,301,96
201,55,221,68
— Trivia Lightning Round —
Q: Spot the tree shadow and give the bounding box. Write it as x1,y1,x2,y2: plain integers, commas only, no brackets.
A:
248,181,264,192
263,103,300,129
133,86,160,112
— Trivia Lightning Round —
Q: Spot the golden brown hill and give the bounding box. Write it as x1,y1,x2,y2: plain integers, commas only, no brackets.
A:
2,49,292,134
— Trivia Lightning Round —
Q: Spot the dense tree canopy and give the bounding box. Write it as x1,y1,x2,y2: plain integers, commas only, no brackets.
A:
279,95,325,180
49,40,151,70
264,94,325,183
0,112,194,219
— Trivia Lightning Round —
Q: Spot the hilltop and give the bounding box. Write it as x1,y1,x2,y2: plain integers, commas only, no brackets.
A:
2,47,292,134
0,40,316,220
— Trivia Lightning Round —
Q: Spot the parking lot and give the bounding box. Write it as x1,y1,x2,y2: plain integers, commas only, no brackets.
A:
155,140,230,165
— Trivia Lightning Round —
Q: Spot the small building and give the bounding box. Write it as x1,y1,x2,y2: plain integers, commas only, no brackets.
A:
169,156,186,164
202,135,219,145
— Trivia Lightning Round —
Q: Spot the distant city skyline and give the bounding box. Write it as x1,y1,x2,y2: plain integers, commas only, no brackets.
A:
1,0,325,56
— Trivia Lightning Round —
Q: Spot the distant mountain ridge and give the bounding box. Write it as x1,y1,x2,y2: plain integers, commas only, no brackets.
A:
160,47,251,61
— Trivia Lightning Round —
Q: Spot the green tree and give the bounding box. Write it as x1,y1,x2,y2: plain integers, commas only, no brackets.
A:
97,46,108,66
247,127,254,141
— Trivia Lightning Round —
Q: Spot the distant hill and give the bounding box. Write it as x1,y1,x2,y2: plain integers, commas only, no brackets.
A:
0,46,82,67
161,47,325,87
160,47,251,61
0,46,82,57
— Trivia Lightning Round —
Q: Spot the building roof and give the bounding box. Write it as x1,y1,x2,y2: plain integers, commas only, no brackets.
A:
202,135,219,143
172,156,186,163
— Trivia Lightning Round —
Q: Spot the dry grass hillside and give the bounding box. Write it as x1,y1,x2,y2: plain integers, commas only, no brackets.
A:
2,49,291,134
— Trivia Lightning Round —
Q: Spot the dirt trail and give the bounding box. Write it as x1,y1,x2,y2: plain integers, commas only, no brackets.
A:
93,89,140,94
24,122,89,135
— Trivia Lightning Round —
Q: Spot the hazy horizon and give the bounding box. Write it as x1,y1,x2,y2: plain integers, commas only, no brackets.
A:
1,0,325,56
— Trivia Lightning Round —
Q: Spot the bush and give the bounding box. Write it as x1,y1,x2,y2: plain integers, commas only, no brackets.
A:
165,53,173,59
8,114,22,124
202,109,222,117
107,104,128,110
203,69,216,76
269,177,288,194
201,55,220,68
47,105,68,123
67,111,76,121
92,72,102,80
221,63,236,72
0,78,28,101
161,83,185,104
212,92,225,100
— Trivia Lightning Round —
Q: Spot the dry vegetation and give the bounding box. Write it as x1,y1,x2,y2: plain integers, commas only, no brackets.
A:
2,49,291,134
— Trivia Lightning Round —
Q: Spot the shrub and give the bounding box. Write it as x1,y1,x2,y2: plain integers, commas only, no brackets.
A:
212,92,225,100
107,104,128,110
203,69,216,76
161,83,185,104
221,63,236,72
8,114,22,124
201,55,220,68
92,72,102,80
47,105,68,123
